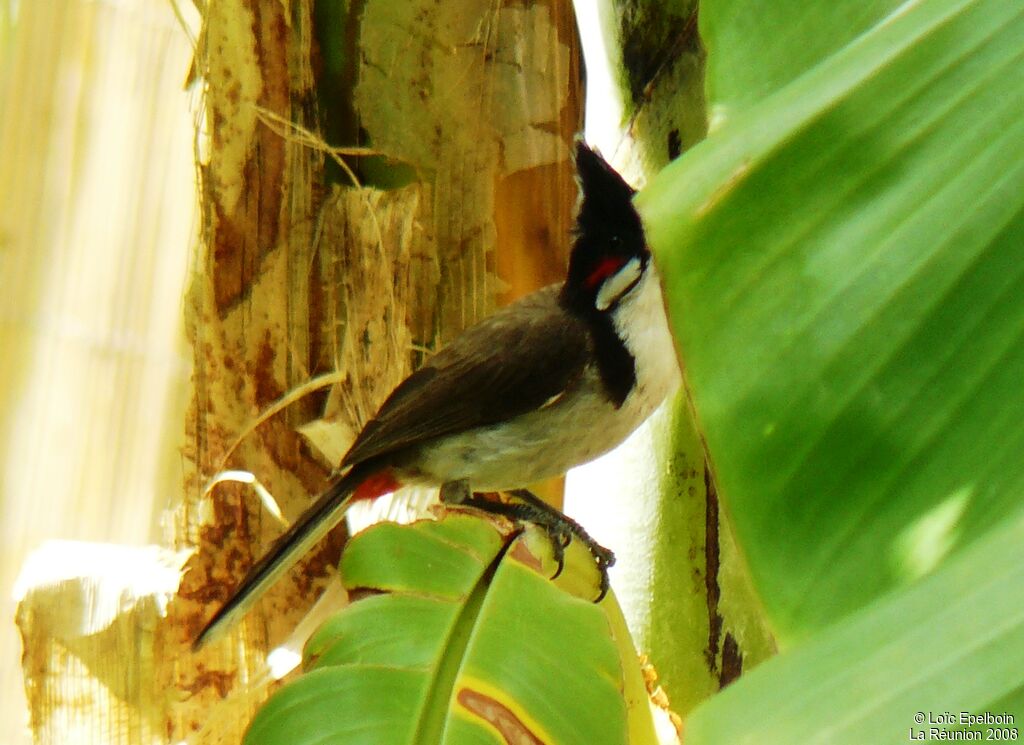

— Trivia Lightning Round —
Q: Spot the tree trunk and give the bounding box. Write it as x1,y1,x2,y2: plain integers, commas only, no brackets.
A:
171,0,583,741
567,0,776,716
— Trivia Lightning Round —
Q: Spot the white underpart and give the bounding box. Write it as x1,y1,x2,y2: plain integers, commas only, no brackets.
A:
610,262,681,408
596,256,642,311
414,262,679,490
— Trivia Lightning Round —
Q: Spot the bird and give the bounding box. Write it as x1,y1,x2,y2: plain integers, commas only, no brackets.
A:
194,141,680,649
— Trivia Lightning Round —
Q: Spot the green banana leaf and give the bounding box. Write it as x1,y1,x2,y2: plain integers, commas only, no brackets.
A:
244,513,661,745
641,0,1024,639
686,509,1024,744
636,0,1024,740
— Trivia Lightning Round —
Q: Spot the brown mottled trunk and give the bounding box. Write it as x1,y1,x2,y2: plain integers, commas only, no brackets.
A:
171,0,583,740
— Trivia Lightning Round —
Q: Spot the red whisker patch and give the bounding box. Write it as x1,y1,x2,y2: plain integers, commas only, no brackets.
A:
585,256,626,289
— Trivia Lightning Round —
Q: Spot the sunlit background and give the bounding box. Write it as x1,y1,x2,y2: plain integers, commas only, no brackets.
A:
0,1,198,739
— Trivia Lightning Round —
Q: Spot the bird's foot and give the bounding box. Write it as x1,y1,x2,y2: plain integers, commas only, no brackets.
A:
446,484,614,601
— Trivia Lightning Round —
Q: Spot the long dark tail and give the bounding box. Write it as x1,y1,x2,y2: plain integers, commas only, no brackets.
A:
193,462,377,650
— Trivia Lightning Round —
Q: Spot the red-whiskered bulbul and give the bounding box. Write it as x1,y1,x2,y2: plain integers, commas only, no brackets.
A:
194,142,680,649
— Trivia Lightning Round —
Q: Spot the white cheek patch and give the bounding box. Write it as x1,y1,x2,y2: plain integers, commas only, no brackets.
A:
595,257,643,311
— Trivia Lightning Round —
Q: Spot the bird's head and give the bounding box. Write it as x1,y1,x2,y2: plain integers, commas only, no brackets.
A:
561,141,649,317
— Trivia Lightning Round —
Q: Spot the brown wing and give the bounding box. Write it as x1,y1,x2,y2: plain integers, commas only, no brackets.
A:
341,284,590,468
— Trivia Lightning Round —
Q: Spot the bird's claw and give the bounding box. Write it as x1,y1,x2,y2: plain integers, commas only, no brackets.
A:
466,488,615,601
